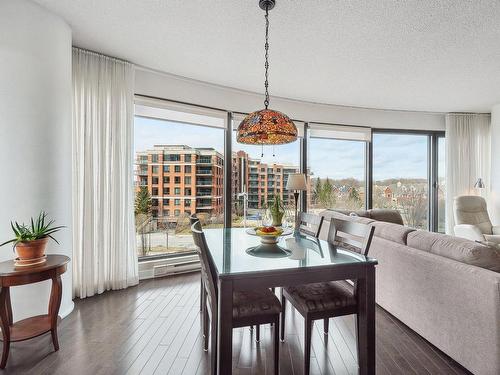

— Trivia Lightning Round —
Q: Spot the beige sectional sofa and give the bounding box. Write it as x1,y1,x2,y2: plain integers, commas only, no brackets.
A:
319,209,500,375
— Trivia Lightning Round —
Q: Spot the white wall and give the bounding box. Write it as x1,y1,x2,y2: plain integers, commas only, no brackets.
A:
490,104,500,224
135,68,446,131
0,0,73,319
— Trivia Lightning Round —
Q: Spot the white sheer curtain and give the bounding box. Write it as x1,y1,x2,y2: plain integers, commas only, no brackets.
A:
445,113,491,235
72,48,138,298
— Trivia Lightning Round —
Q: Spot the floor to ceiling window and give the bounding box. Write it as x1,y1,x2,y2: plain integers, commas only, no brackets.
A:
133,97,447,261
372,132,434,230
230,116,302,228
134,98,226,258
307,124,369,213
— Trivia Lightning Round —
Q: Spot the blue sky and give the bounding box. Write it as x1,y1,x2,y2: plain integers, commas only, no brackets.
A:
135,117,438,180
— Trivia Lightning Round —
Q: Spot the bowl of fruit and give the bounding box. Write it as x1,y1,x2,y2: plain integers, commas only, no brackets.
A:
246,225,292,244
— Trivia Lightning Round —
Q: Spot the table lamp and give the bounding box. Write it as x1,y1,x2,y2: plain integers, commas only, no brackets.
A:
286,173,307,232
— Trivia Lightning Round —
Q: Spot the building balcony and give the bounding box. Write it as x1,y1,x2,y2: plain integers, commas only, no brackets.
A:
196,169,213,175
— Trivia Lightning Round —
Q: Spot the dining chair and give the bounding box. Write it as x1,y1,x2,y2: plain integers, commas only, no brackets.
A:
280,217,375,375
189,214,205,314
191,221,282,375
298,212,324,237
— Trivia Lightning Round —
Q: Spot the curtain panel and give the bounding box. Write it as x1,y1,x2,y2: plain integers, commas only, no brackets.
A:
72,47,138,298
445,113,491,235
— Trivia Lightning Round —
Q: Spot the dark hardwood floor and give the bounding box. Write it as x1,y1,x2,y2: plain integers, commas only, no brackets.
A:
3,272,471,375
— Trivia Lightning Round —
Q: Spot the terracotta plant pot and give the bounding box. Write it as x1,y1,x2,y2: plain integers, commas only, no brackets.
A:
15,237,48,260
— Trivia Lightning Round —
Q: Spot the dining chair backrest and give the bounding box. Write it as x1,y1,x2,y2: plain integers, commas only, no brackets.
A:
328,218,375,256
298,212,324,238
189,213,199,225
191,221,218,303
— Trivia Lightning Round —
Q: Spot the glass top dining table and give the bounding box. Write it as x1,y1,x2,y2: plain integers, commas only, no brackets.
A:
202,227,377,375
203,227,377,277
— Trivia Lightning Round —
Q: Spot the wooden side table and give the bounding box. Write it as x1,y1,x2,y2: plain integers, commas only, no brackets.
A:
0,254,69,368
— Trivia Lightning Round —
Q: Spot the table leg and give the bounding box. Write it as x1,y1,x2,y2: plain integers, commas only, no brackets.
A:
0,287,11,369
217,279,233,375
357,266,376,375
48,275,62,351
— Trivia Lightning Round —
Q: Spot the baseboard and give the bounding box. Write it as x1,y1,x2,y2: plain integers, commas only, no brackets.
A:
59,300,75,319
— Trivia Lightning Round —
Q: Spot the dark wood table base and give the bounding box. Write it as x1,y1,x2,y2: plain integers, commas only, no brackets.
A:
0,255,68,369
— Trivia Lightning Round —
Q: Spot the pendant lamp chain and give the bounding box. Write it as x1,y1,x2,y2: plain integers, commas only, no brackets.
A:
264,5,270,109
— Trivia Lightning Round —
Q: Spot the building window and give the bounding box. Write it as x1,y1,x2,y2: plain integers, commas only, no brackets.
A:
163,187,170,195
152,187,158,196
174,199,181,206
185,188,191,195
185,199,191,206
152,154,158,163
185,154,191,162
174,176,181,184
163,176,170,184
185,165,191,173
174,165,181,173
163,198,169,205
185,176,191,184
163,165,170,173
165,154,180,162
174,209,180,216
174,187,181,195
152,166,159,174
152,177,159,185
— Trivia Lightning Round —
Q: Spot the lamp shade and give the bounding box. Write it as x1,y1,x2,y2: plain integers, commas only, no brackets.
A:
286,173,307,191
237,109,298,145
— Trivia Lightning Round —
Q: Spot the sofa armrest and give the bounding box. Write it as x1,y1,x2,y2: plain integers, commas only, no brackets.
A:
454,224,485,241
492,225,500,235
483,234,500,245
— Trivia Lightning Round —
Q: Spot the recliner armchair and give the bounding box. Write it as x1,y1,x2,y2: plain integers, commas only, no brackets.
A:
453,195,500,244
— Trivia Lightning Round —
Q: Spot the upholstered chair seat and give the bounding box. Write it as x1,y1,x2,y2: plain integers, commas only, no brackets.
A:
233,290,282,319
283,280,356,314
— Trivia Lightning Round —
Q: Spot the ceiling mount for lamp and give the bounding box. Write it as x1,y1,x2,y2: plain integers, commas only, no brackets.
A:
259,0,275,11
236,0,298,146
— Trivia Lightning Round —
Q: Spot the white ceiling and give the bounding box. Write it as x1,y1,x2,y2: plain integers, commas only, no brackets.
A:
35,0,500,112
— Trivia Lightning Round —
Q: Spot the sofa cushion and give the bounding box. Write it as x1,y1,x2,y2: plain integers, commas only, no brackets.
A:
370,221,415,245
407,230,442,252
429,234,500,272
368,209,404,225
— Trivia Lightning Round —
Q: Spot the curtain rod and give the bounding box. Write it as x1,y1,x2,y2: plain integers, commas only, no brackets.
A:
73,46,132,65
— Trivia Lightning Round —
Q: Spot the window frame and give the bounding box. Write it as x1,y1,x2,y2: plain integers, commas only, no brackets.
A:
134,95,447,263
368,129,445,232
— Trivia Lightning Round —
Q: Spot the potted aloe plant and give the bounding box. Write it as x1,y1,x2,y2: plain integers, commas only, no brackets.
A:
0,211,64,261
268,195,286,227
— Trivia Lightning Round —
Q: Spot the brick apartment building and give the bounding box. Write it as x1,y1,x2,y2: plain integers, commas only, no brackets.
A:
232,150,300,209
135,146,306,221
136,145,224,221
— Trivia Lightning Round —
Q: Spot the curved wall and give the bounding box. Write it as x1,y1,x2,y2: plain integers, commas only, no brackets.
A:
0,0,73,319
135,67,446,131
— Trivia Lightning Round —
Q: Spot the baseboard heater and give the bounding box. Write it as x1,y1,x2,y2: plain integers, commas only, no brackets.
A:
138,254,200,280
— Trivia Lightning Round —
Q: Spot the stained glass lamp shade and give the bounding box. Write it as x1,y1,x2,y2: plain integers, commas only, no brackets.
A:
237,109,298,145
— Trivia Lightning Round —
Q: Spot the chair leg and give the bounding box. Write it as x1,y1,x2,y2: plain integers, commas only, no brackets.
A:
199,278,204,312
304,317,313,375
355,313,360,363
280,289,286,342
210,308,218,375
323,318,329,335
256,324,260,343
273,316,280,375
203,300,209,351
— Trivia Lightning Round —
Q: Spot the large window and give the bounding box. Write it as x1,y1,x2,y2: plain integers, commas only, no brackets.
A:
133,97,447,260
309,138,366,213
230,117,302,228
134,99,225,258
